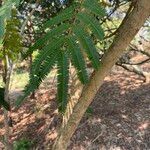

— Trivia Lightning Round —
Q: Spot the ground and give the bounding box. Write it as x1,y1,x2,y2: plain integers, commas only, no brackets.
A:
0,67,149,150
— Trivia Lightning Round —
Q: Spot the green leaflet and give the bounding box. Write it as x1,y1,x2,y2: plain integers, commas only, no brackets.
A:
16,2,106,113
57,51,69,113
31,37,65,75
0,16,5,38
16,38,64,107
83,0,106,17
67,37,89,84
16,48,58,107
3,8,22,61
77,12,104,40
38,50,58,78
0,0,21,38
43,4,76,28
30,24,71,51
73,26,100,70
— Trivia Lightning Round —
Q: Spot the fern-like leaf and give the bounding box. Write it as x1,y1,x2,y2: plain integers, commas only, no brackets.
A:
31,24,70,50
83,0,106,17
77,12,104,40
0,0,21,37
73,26,100,70
43,4,76,28
16,49,57,106
67,37,89,84
16,0,106,113
24,24,70,58
57,51,69,113
31,37,64,75
16,38,64,106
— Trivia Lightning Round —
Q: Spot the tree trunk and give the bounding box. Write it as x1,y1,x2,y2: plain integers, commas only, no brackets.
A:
52,0,150,149
3,56,13,150
29,54,36,99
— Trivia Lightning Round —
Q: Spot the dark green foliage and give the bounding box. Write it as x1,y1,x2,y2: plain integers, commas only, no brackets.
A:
2,8,22,60
86,107,94,117
77,12,104,40
0,87,10,111
24,24,71,58
67,36,89,84
57,51,69,112
33,24,70,50
73,26,100,70
83,0,105,17
43,4,76,28
16,38,64,106
17,0,106,113
13,138,33,150
0,0,21,38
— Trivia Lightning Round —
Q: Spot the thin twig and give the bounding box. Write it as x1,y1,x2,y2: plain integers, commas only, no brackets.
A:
20,0,40,35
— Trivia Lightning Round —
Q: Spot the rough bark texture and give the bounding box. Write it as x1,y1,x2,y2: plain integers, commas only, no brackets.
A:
52,0,150,149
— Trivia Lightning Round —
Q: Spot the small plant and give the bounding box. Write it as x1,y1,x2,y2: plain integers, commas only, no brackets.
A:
13,138,33,150
86,107,94,117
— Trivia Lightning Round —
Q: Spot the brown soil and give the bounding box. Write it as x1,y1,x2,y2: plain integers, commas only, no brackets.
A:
0,69,149,150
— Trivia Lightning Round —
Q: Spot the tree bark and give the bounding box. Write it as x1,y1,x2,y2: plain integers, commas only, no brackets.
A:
3,56,13,150
52,0,150,149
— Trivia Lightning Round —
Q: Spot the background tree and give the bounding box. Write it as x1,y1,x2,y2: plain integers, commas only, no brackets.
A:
0,2,22,148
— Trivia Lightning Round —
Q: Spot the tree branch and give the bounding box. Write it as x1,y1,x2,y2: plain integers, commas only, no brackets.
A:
52,0,150,149
20,0,40,35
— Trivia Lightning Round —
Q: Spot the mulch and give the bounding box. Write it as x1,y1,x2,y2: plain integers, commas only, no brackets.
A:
0,69,149,150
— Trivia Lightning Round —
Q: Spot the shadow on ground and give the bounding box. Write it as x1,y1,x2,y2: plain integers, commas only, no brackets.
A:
69,74,150,150
0,72,149,150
